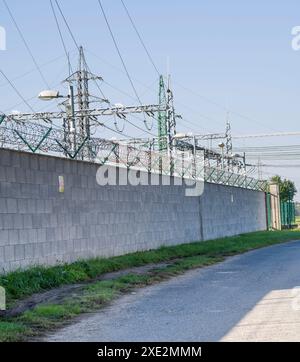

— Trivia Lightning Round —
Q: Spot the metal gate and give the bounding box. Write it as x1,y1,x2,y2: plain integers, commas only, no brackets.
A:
266,192,295,229
280,200,296,228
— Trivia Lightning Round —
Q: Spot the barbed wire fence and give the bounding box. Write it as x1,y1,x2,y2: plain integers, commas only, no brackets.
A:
0,114,268,192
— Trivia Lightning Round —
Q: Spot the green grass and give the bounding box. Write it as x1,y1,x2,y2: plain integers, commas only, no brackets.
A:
17,275,155,336
1,230,300,341
2,230,300,305
0,321,28,342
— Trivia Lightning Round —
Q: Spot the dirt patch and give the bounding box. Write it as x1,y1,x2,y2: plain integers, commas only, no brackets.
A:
0,261,174,318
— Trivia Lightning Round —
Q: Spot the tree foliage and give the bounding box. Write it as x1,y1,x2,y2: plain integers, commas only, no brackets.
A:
270,175,297,201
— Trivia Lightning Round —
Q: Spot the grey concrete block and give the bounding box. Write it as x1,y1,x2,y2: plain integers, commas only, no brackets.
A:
24,243,34,259
1,214,14,229
0,198,7,213
0,150,11,166
0,230,9,245
36,229,47,243
13,214,24,229
8,230,19,245
6,198,17,213
14,244,25,261
22,214,33,229
11,152,21,168
4,245,14,261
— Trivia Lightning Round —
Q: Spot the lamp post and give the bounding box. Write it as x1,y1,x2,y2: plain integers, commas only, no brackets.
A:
218,142,225,170
38,86,76,153
38,86,75,117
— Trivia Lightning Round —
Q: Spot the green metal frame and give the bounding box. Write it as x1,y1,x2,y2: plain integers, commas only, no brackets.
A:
55,137,89,159
280,200,296,228
0,114,6,124
13,128,52,153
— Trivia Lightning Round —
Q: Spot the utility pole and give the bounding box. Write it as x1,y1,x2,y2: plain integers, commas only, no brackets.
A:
166,75,177,153
63,84,76,155
64,46,103,159
165,75,178,175
158,75,167,151
225,112,233,171
11,47,168,162
77,46,90,140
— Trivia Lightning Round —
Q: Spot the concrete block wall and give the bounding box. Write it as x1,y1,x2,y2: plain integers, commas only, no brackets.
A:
200,183,267,240
0,148,266,273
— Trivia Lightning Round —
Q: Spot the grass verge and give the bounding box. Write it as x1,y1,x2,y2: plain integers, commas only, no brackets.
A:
1,230,300,341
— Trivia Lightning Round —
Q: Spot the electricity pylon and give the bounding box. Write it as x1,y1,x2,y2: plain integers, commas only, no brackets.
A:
158,75,167,151
225,112,233,170
166,75,177,154
157,75,178,155
6,47,166,160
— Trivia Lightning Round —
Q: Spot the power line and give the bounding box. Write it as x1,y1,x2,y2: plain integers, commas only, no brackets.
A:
49,1,108,105
0,53,70,88
103,78,204,135
0,70,35,112
86,47,220,134
54,0,80,50
120,0,160,76
0,71,67,131
175,99,226,131
52,1,110,104
49,0,73,75
3,1,226,141
3,0,51,89
96,1,148,116
2,64,71,113
174,81,283,133
102,80,160,133
97,0,141,104
48,2,156,137
233,131,300,139
118,116,156,136
85,48,250,140
96,120,132,139
234,144,300,150
89,69,110,104
261,165,300,168
86,48,159,92
86,49,219,134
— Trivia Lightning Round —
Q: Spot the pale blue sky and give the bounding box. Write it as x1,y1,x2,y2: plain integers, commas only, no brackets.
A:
1,0,300,195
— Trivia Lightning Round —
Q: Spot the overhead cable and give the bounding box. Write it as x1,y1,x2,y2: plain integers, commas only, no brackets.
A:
3,0,51,89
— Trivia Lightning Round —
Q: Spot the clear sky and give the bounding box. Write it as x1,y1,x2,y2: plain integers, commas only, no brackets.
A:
1,0,300,197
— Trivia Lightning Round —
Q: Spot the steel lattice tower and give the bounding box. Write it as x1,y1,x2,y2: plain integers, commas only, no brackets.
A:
158,75,167,151
225,113,233,170
63,46,103,158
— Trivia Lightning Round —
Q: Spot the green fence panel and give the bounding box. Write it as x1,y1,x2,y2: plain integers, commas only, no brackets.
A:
280,200,296,227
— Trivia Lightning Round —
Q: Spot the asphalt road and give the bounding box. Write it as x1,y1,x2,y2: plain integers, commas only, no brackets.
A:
45,240,300,342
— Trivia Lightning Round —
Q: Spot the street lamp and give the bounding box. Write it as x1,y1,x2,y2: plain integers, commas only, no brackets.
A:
38,86,76,152
38,90,62,101
38,86,75,119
